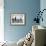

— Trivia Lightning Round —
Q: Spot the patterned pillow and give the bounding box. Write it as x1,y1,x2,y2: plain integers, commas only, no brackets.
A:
23,32,34,46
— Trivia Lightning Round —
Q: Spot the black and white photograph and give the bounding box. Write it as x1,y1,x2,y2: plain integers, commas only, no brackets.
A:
11,14,25,25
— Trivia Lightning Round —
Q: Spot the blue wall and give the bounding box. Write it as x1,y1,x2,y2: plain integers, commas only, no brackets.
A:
40,0,46,27
4,0,40,42
40,0,46,44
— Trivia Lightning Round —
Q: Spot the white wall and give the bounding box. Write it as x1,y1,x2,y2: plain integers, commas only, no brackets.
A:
0,0,4,42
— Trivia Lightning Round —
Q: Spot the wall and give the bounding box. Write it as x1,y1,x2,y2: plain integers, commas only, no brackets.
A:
4,0,40,42
40,0,46,27
0,0,4,42
40,0,46,45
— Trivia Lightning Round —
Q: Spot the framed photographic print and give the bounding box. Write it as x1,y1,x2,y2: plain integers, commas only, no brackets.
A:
10,13,25,25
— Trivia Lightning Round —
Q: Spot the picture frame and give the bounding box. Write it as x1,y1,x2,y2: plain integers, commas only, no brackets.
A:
10,13,25,25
